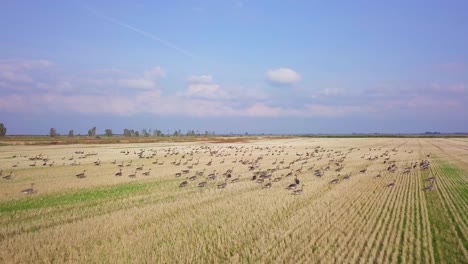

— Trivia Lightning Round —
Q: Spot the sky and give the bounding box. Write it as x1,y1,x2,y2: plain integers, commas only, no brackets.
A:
1,0,468,135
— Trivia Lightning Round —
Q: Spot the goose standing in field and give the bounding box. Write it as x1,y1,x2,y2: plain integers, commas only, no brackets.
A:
21,183,35,195
343,173,351,180
217,179,227,189
142,169,151,176
179,180,188,187
3,171,12,180
75,170,86,178
263,179,272,189
387,181,395,188
286,182,297,190
128,171,137,178
423,183,434,192
115,169,122,177
231,176,240,183
291,184,304,195
329,178,340,184
273,174,283,182
198,181,207,188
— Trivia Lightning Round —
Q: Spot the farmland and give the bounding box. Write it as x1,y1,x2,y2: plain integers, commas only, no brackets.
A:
0,137,467,263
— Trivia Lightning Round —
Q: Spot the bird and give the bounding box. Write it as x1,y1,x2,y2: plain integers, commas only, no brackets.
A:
75,170,86,178
179,181,188,187
3,171,13,180
198,181,207,187
128,171,137,178
142,169,151,176
286,183,297,190
387,181,395,188
115,169,122,177
263,180,272,189
329,178,340,184
217,180,227,189
291,184,305,195
21,183,35,195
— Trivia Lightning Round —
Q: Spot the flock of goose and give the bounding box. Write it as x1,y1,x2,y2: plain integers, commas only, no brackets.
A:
1,143,434,196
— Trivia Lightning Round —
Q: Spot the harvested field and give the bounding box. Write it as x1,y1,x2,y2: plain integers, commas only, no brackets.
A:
0,137,467,263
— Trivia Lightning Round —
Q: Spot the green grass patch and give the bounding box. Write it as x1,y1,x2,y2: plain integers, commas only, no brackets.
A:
438,160,468,201
0,182,153,213
425,159,468,263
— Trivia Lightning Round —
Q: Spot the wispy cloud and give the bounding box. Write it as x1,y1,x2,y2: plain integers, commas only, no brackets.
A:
1,59,466,119
84,5,197,58
265,68,301,85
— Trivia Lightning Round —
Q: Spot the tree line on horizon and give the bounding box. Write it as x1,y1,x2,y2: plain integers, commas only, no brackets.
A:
47,127,216,138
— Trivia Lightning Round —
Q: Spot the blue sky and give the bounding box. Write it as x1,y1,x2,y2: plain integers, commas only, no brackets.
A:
1,1,468,135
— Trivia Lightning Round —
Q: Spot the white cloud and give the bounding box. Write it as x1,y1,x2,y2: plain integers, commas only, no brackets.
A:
265,68,301,85
118,78,156,90
0,59,52,87
187,75,213,84
143,67,166,79
185,83,229,99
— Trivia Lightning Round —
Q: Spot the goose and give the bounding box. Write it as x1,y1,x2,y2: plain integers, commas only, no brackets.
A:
231,177,240,183
198,181,207,188
179,181,188,187
128,171,137,178
263,179,272,189
387,182,395,188
75,170,86,178
286,183,297,190
217,180,227,189
21,183,35,195
189,175,197,181
115,169,122,176
423,184,434,192
273,175,283,182
329,178,340,184
3,171,12,180
291,184,304,195
343,173,351,180
142,169,151,176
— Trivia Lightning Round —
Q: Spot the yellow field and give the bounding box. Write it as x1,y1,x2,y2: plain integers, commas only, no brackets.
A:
0,137,467,263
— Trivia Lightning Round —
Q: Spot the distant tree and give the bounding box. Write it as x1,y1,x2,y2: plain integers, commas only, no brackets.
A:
68,130,74,137
0,123,6,137
50,128,58,137
135,131,140,137
155,129,162,136
174,129,183,137
88,127,97,137
142,129,150,137
105,129,113,137
205,131,209,136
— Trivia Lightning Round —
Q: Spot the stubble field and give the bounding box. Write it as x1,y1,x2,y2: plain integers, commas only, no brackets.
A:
0,137,467,263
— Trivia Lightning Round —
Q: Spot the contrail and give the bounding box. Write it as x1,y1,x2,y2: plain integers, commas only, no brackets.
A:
85,5,197,58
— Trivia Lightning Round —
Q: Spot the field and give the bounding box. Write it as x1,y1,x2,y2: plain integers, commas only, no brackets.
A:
0,137,467,263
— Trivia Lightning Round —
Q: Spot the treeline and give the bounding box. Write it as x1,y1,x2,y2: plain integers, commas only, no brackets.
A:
46,127,216,137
